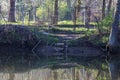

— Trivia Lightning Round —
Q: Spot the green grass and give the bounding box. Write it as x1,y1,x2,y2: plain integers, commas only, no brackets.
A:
49,27,96,34
34,30,59,45
0,20,98,45
58,20,97,25
0,20,97,26
0,20,35,25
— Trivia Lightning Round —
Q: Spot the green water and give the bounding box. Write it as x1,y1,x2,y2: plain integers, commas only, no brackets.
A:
0,52,119,80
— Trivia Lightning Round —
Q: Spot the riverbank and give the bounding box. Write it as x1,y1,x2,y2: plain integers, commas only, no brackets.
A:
0,24,108,57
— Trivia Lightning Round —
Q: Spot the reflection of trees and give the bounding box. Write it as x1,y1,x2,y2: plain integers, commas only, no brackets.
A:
109,62,119,80
52,69,72,80
0,53,112,80
109,56,120,80
0,64,110,80
51,66,110,80
8,66,15,80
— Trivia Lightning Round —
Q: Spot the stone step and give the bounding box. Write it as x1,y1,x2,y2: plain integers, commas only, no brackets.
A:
55,43,64,46
54,47,64,52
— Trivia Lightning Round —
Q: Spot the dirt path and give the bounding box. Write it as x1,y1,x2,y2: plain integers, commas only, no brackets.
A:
54,34,84,40
41,30,84,40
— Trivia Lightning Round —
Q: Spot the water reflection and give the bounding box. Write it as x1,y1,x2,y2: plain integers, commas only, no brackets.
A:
0,51,120,80
0,66,103,80
109,55,120,80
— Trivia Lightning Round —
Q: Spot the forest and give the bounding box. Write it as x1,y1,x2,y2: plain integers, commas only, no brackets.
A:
0,0,120,80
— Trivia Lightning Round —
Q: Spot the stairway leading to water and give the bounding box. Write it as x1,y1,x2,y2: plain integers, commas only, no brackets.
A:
54,42,65,60
54,38,69,60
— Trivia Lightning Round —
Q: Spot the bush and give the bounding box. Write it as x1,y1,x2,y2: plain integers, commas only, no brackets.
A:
96,14,113,34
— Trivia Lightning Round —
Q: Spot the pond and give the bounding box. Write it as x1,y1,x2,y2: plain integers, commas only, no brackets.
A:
0,51,120,80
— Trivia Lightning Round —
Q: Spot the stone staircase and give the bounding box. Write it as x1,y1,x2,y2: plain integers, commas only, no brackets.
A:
53,39,69,60
54,42,65,60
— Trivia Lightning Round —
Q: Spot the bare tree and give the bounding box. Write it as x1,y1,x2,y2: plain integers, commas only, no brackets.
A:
66,0,72,20
8,0,16,22
107,0,112,15
85,0,92,30
107,0,120,54
0,5,1,19
52,0,59,25
102,0,106,19
73,0,81,31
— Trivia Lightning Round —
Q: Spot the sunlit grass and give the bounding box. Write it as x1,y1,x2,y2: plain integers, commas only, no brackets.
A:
58,20,97,25
0,20,35,25
49,27,96,34
0,20,97,26
0,19,97,36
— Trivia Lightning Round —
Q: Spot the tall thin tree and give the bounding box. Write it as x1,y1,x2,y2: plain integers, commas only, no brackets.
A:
0,5,1,20
85,0,91,30
107,0,112,15
102,0,106,19
73,0,81,31
107,0,120,54
8,0,16,22
66,0,72,20
52,0,58,25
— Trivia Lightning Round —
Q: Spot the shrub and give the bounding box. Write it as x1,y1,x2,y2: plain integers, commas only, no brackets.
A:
96,13,113,34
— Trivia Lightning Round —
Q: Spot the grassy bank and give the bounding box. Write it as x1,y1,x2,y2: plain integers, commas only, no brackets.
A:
0,24,109,50
47,27,96,34
0,24,59,48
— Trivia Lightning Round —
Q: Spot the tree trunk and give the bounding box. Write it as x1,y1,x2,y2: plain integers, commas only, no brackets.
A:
73,0,81,32
67,0,71,8
102,0,106,19
73,7,77,32
85,0,91,30
52,0,58,25
107,0,112,15
107,0,120,54
76,0,81,19
66,0,72,20
85,7,91,30
8,0,16,22
33,6,37,21
21,4,25,24
0,5,1,20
